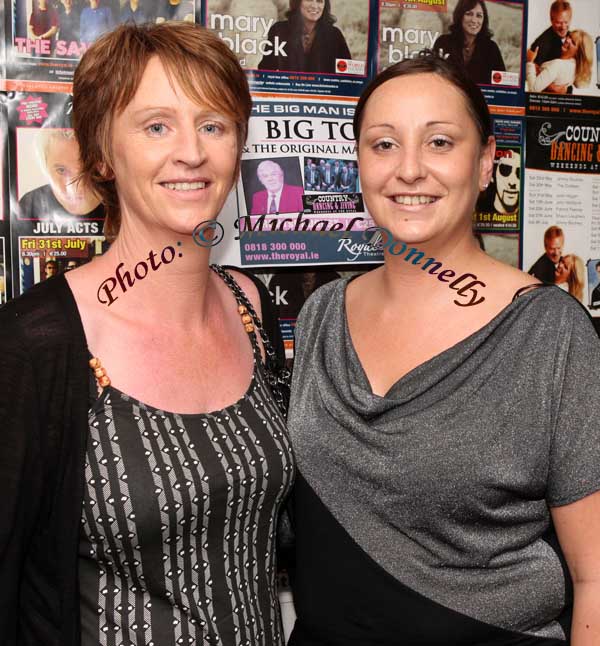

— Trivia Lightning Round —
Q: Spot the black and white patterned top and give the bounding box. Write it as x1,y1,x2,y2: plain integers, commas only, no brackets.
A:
79,280,294,646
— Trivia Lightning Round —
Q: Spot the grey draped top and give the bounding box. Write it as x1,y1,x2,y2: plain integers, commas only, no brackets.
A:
288,278,600,641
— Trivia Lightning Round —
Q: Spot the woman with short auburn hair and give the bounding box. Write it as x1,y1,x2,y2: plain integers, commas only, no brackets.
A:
0,22,293,646
287,52,600,645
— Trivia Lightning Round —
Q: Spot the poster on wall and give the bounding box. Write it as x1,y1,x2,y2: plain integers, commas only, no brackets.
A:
252,266,369,360
473,115,523,268
6,91,106,295
0,237,7,304
0,99,11,300
17,235,105,292
523,117,600,317
220,98,384,268
2,0,197,89
525,0,600,118
204,0,377,98
376,0,526,114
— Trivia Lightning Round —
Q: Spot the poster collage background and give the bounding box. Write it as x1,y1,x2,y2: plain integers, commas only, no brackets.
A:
1,0,600,354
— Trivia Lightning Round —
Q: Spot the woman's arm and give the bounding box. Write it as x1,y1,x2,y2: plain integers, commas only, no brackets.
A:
0,323,41,637
39,25,59,39
257,23,281,70
526,60,559,93
334,26,351,62
551,492,600,645
490,40,505,72
27,16,36,39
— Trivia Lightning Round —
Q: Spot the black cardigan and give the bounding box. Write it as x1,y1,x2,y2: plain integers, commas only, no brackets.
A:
0,269,284,646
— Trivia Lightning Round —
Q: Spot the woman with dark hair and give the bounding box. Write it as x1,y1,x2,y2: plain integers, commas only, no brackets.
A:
258,0,351,74
287,52,600,645
433,0,505,85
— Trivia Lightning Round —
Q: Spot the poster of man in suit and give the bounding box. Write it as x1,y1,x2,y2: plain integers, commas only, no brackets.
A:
242,157,304,216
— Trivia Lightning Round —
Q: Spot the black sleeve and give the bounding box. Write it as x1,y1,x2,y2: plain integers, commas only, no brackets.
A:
491,40,506,72
335,27,351,61
530,29,547,54
222,265,286,369
257,24,278,70
0,315,42,639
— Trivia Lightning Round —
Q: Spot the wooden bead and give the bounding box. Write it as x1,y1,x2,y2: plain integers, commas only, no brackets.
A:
94,368,105,378
244,323,255,333
89,357,100,369
241,314,252,325
238,305,248,315
99,375,111,388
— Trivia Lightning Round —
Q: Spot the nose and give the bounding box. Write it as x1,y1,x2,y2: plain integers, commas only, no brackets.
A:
174,126,207,167
394,143,426,184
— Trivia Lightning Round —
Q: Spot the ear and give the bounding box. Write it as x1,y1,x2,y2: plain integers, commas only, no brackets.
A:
479,135,495,192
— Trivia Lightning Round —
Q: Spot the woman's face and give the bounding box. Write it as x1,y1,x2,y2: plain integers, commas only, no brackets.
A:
109,56,238,238
561,34,578,58
357,73,493,249
300,0,325,26
462,4,484,38
46,136,100,215
555,257,571,284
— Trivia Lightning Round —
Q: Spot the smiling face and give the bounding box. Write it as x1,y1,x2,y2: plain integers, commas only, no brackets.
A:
45,135,100,215
300,0,325,25
551,9,571,39
462,3,484,38
493,151,520,213
554,255,572,283
357,73,493,248
561,34,578,58
545,235,563,265
109,56,238,238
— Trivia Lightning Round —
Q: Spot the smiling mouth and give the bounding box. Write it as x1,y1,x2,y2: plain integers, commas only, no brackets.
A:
393,195,438,205
162,181,207,191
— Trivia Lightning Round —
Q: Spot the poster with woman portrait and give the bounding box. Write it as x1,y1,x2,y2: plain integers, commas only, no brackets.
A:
377,0,526,115
525,0,600,118
2,0,197,88
6,90,106,295
204,0,377,98
523,116,600,318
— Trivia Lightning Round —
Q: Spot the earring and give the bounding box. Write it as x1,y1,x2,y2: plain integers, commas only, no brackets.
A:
481,183,489,190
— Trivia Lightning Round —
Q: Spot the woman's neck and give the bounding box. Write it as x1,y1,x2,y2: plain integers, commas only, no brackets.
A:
377,229,487,296
303,20,317,35
463,33,476,48
91,225,215,326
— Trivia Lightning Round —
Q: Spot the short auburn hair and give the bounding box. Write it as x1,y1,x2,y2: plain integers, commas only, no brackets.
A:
73,22,251,241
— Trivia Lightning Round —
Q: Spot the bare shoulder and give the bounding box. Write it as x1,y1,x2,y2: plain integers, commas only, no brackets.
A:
481,257,541,300
226,268,262,319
